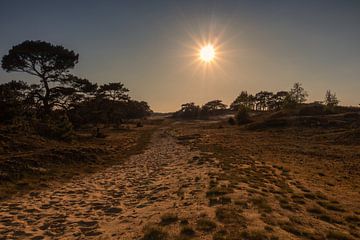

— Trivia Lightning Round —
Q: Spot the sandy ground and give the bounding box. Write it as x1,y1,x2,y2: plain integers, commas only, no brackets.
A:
1,121,359,240
0,127,218,240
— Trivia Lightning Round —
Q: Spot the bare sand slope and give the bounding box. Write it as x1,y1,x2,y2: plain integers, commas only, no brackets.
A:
0,128,218,240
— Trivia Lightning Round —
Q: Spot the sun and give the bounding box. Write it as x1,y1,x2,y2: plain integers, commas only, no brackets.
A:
200,44,215,63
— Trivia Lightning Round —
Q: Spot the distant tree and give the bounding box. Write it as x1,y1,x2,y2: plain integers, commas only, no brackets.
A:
230,91,253,111
123,100,152,119
0,80,32,122
97,82,129,101
268,91,290,110
175,102,200,119
255,91,273,111
324,90,339,107
235,105,251,124
201,100,227,116
1,40,79,114
247,94,256,110
52,75,98,111
289,82,308,104
282,94,297,109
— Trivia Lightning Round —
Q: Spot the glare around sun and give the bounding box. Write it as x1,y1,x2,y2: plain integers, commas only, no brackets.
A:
200,44,215,63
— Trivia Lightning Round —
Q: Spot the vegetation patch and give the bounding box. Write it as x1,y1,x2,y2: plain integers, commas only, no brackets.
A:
326,230,353,240
317,201,345,212
215,206,246,225
250,196,273,213
196,217,217,232
160,213,178,225
142,224,168,240
180,225,196,237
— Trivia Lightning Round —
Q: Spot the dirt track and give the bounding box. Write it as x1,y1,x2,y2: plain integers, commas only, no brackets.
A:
1,123,359,240
0,128,217,239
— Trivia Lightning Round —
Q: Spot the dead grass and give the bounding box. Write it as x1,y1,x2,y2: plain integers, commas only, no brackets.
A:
160,213,178,225
179,225,196,237
0,125,156,200
250,196,273,213
142,224,168,240
317,200,345,212
171,117,360,239
215,206,246,225
196,217,216,232
326,230,353,240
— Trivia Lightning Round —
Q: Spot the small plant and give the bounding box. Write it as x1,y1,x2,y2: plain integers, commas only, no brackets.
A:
215,206,246,225
250,196,272,213
180,219,189,225
180,225,196,237
326,230,352,240
240,230,271,240
306,206,324,214
160,213,178,225
196,217,217,232
142,224,168,240
35,115,74,140
317,201,345,212
212,229,228,240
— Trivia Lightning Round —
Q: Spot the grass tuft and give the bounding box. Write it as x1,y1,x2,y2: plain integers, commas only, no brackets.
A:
196,217,217,232
160,213,178,225
142,224,168,240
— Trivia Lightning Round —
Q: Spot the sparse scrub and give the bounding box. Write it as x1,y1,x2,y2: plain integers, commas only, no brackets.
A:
160,213,178,225
215,206,246,225
206,186,233,198
35,115,74,141
235,106,251,125
317,201,345,212
326,230,352,240
250,196,273,213
307,206,324,214
228,117,236,125
142,224,168,240
180,225,196,237
240,230,270,240
279,221,311,238
196,217,216,232
345,215,360,225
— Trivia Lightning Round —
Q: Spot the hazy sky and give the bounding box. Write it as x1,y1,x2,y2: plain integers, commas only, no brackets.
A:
1,0,359,112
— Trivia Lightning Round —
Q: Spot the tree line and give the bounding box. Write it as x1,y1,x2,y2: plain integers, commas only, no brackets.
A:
0,40,152,138
174,82,340,119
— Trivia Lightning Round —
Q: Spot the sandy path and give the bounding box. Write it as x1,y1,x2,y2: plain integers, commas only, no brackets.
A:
0,128,216,240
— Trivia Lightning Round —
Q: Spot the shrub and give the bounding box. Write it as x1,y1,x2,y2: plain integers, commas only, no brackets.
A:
180,226,196,236
298,104,325,116
142,224,168,240
160,213,178,225
235,106,251,125
196,217,216,232
35,115,74,141
228,117,236,125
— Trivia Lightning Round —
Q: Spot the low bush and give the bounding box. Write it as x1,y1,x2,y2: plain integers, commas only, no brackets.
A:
235,106,251,125
34,115,74,141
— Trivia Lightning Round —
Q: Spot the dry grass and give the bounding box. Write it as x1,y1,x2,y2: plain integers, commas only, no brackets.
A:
196,217,216,232
0,125,156,199
170,113,360,239
160,213,178,225
142,224,168,240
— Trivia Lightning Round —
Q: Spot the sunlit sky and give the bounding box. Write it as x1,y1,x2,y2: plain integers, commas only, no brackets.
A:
1,0,359,112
